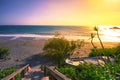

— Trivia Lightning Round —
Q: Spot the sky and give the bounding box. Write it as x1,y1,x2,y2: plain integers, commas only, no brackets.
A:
0,0,120,26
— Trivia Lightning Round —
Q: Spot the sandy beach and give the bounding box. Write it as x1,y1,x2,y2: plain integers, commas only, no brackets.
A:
0,37,119,69
0,37,51,69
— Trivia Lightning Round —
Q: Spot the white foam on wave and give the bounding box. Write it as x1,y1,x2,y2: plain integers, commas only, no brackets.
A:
0,34,54,40
0,34,90,41
0,34,120,42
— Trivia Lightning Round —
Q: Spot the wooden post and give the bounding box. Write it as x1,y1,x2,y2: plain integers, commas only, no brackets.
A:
21,70,25,77
44,65,47,76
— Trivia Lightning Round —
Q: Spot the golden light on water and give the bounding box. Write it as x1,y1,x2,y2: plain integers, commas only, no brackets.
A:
102,30,120,37
98,26,120,42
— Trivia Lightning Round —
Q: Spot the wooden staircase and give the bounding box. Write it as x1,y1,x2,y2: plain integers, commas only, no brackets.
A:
2,64,71,80
22,68,44,80
3,64,119,80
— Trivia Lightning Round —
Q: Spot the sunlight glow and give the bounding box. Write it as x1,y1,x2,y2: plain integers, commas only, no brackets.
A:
98,26,120,42
101,30,120,37
106,0,120,3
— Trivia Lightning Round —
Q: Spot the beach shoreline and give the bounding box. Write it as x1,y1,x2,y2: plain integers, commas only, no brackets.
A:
0,37,119,69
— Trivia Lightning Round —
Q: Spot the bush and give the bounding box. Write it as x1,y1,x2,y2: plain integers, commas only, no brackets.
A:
0,47,10,59
57,63,120,80
0,67,15,79
89,45,120,62
113,45,120,62
0,67,22,80
57,65,77,80
89,48,116,57
43,38,70,65
43,37,81,66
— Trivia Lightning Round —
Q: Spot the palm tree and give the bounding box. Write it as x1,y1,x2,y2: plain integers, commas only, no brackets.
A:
90,33,102,64
94,26,104,49
94,26,111,63
90,33,96,49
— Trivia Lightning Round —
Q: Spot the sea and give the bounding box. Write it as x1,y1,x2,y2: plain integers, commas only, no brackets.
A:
0,25,120,42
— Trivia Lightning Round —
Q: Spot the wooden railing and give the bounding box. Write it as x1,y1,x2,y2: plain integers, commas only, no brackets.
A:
41,65,71,80
2,64,30,80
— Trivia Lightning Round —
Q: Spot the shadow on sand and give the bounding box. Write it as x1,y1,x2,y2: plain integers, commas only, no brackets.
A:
16,53,51,68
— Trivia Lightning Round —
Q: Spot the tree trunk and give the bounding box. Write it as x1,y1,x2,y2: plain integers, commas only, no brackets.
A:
96,31,104,49
96,31,111,63
91,38,96,49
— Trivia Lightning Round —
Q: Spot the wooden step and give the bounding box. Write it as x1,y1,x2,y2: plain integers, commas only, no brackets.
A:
22,68,44,80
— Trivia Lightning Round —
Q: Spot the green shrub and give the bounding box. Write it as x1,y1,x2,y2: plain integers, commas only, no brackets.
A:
15,73,22,80
0,67,22,80
89,44,120,62
0,67,15,79
57,65,77,80
57,63,120,80
89,48,116,57
0,47,10,59
43,38,70,65
113,45,120,62
43,37,82,66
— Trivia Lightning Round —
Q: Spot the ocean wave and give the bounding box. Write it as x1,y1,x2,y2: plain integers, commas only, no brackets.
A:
0,34,54,40
0,33,120,42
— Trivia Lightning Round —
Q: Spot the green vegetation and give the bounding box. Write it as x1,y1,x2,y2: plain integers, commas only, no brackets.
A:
89,45,120,62
113,45,120,62
43,38,70,65
94,26,104,49
89,48,115,57
44,27,120,80
0,47,10,59
43,37,84,66
44,38,74,65
58,63,120,80
90,33,96,49
57,43,120,80
0,67,22,80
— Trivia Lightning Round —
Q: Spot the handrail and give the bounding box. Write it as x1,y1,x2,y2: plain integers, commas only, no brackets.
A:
43,65,71,80
2,64,30,80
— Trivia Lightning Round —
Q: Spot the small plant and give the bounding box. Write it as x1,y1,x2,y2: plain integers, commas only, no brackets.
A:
90,33,96,49
43,38,71,66
89,48,116,57
43,37,84,66
113,45,120,62
0,47,10,59
57,63,120,80
0,67,22,80
89,44,120,63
